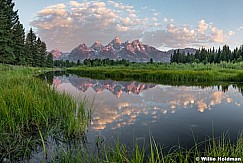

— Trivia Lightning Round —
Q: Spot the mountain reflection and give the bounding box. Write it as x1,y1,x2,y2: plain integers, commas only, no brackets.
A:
53,75,156,97
51,75,243,131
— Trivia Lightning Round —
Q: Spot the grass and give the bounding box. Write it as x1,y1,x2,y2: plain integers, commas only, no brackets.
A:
52,133,243,163
67,62,243,83
1,63,243,162
0,64,91,161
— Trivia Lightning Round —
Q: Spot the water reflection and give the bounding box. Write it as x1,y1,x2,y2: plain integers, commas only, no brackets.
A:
53,76,156,97
36,72,243,153
48,74,243,133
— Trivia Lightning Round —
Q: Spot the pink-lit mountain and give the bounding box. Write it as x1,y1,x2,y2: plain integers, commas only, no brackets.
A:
50,48,70,60
53,75,156,98
52,37,196,62
68,37,171,62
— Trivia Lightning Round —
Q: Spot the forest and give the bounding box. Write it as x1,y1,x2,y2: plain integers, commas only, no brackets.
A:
0,0,53,67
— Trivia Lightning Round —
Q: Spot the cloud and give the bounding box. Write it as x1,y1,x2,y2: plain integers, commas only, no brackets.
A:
143,20,226,49
197,20,208,32
31,1,145,51
162,17,168,22
69,1,84,7
38,3,67,16
152,17,158,22
211,27,224,43
153,12,160,16
31,1,228,51
129,14,137,19
237,26,243,31
228,31,235,36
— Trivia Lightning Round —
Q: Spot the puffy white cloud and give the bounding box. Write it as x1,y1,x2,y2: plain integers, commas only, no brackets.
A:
121,17,135,26
228,31,235,36
129,14,137,19
197,20,208,32
153,12,160,16
70,1,84,7
38,3,67,16
92,1,106,8
162,17,168,22
31,1,145,51
154,23,160,27
31,1,229,51
126,8,136,14
151,17,158,22
237,26,243,31
211,27,224,43
143,20,226,49
116,24,129,32
167,24,177,33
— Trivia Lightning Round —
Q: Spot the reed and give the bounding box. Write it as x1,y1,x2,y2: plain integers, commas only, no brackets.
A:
0,64,91,160
52,133,243,163
67,64,243,83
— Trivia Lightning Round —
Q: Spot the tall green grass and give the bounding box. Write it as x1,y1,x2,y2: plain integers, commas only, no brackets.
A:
0,64,91,160
66,62,243,83
68,66,243,83
1,63,243,162
52,133,243,163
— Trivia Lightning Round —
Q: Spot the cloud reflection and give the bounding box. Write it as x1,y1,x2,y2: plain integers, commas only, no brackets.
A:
53,75,243,131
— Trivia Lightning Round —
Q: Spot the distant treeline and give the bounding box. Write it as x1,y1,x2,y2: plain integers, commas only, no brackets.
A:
53,58,130,68
83,58,130,66
171,45,243,64
0,0,53,67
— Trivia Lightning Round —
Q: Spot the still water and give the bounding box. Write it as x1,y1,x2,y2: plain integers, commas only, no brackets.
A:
49,73,243,151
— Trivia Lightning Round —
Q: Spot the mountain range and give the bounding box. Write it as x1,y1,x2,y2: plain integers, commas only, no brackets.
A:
51,37,196,62
53,75,156,98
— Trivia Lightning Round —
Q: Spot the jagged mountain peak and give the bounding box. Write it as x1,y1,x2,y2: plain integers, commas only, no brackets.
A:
67,38,195,62
78,43,88,48
51,48,62,59
110,36,122,45
94,41,101,44
132,39,140,44
91,41,104,51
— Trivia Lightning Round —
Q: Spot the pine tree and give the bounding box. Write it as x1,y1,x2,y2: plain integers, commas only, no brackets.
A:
25,28,37,66
149,58,153,63
40,41,47,67
46,53,53,68
0,0,20,64
77,59,81,66
13,22,26,65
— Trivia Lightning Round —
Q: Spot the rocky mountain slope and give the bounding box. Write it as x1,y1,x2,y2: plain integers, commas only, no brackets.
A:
68,37,171,62
52,37,196,63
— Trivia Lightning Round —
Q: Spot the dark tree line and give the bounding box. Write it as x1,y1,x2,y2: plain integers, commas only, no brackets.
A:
83,58,130,67
0,0,53,67
53,59,77,68
171,45,243,64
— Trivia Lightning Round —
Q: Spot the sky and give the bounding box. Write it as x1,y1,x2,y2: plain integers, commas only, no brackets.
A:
13,0,243,52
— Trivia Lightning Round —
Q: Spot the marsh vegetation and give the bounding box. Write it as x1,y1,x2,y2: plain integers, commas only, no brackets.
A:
0,64,91,161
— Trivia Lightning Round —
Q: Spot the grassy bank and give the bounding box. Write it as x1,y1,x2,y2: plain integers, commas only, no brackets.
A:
53,133,243,163
0,64,91,161
67,62,243,83
1,63,243,162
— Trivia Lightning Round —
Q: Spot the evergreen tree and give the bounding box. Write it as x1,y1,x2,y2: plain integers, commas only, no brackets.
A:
25,28,37,66
40,41,47,67
46,53,53,68
13,22,26,65
77,59,81,66
35,37,42,67
35,38,47,67
149,58,153,63
0,0,22,64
